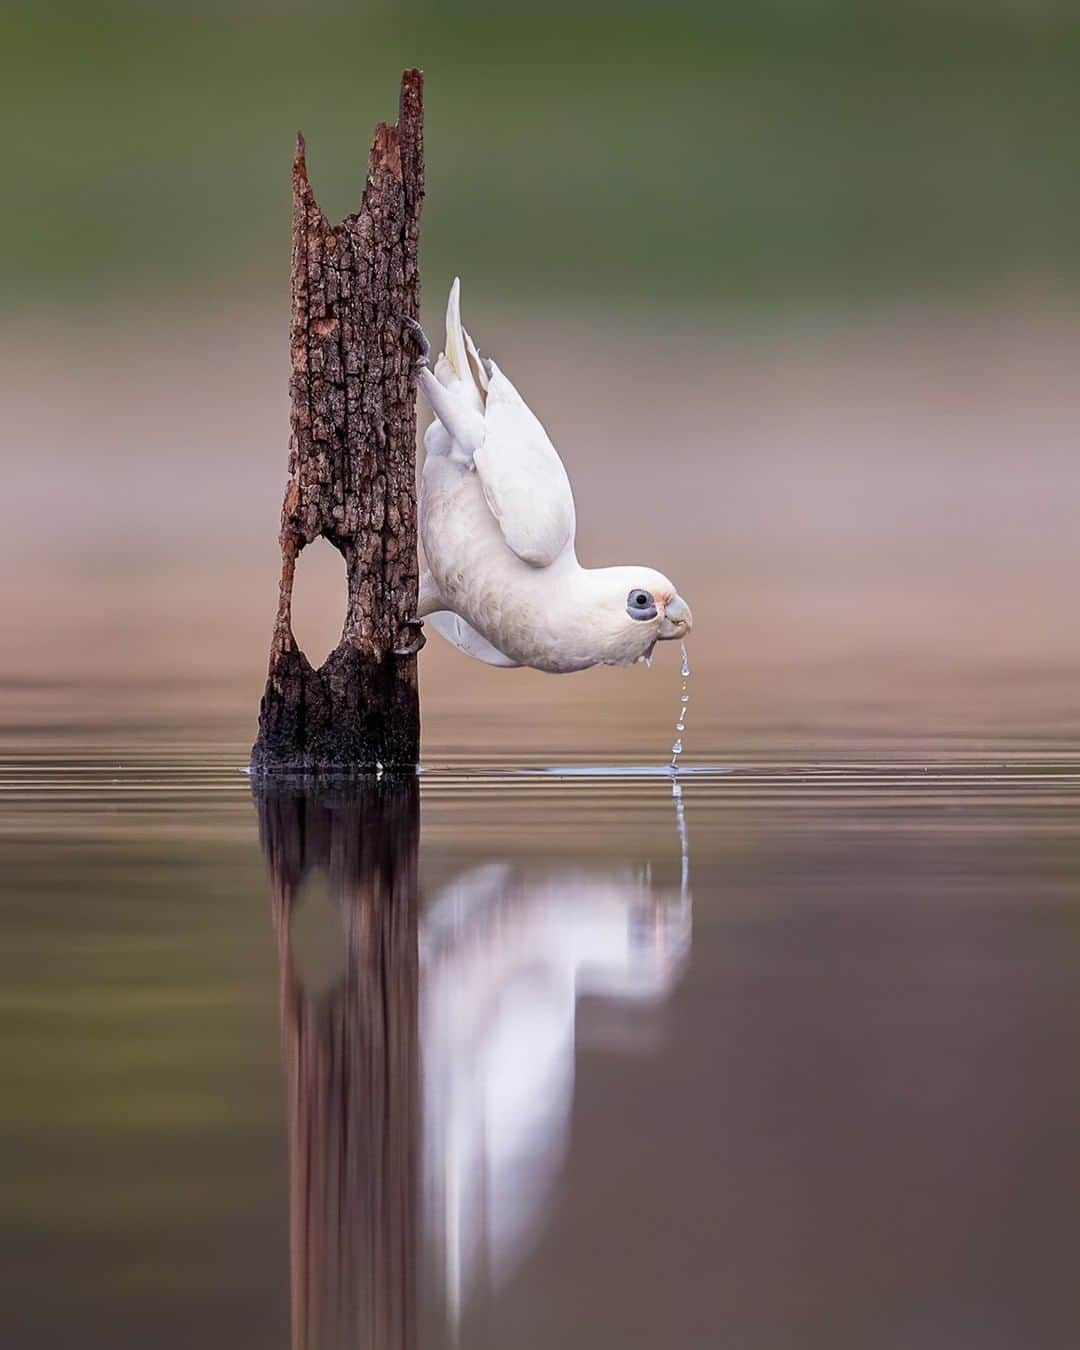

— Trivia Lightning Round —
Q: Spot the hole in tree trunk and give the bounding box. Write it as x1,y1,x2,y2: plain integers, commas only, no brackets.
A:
291,537,348,667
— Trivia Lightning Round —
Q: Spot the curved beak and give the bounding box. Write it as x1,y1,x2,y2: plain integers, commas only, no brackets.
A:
658,594,692,640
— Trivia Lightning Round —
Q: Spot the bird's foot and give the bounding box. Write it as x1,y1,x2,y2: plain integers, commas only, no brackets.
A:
393,618,426,656
402,315,431,370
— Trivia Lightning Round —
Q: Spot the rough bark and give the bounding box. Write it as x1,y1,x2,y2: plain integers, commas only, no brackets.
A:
256,778,420,1350
252,69,424,774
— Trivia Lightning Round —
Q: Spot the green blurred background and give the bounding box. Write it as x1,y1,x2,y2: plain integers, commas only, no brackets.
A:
4,0,1080,754
5,0,1080,314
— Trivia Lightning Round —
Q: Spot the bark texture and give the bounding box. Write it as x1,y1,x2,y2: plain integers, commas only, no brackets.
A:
252,68,424,773
257,779,420,1350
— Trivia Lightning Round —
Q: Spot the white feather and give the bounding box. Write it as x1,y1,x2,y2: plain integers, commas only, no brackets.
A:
423,277,484,461
417,279,691,673
427,611,520,667
473,363,575,568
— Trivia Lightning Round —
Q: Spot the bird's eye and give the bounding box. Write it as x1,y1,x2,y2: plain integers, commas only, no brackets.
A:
626,589,657,621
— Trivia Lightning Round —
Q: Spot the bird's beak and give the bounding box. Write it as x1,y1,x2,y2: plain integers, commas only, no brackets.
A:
658,594,692,640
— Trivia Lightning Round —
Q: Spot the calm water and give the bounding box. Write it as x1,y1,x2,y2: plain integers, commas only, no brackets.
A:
4,734,1080,1349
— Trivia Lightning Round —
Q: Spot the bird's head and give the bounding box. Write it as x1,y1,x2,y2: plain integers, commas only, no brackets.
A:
585,566,693,667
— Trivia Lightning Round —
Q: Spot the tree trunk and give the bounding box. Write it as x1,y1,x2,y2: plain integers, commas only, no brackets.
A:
251,69,424,775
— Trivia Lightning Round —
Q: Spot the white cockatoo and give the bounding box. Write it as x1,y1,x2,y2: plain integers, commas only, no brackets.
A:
406,280,693,672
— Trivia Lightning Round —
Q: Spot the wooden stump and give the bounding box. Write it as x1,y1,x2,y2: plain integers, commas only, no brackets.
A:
252,69,424,774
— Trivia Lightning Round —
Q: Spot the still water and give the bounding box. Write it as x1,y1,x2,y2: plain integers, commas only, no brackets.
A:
3,735,1080,1348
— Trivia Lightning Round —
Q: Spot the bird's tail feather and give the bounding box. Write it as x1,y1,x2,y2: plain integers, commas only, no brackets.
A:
438,277,489,399
444,276,469,380
465,328,490,392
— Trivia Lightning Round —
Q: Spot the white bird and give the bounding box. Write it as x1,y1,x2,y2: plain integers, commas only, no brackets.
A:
406,279,693,673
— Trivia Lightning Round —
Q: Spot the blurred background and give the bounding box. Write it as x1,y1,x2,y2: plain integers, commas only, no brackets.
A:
4,0,1080,758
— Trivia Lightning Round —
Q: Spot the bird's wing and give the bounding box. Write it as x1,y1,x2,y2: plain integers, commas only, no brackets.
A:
427,611,521,667
473,362,576,568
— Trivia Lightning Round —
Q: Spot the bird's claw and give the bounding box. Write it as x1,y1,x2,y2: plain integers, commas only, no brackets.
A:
402,315,431,371
393,617,426,656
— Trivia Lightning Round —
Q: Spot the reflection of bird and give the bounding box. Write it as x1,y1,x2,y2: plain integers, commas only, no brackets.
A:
407,281,693,672
419,863,691,1326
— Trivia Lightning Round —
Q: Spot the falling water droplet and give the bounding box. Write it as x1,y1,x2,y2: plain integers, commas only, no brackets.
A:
670,640,691,771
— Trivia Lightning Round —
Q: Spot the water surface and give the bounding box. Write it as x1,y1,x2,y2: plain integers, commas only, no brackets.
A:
4,730,1080,1348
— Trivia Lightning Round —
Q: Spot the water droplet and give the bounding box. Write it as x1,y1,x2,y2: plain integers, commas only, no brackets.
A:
669,641,691,771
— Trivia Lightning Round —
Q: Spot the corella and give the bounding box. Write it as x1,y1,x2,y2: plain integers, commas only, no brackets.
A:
406,280,692,673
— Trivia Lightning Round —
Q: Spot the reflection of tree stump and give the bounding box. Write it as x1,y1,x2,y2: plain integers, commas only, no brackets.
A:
255,780,419,1350
251,68,424,774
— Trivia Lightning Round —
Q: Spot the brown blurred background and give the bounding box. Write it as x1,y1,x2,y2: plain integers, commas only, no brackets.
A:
4,1,1079,760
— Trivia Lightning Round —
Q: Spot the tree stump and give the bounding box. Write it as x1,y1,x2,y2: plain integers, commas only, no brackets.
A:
251,69,424,775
